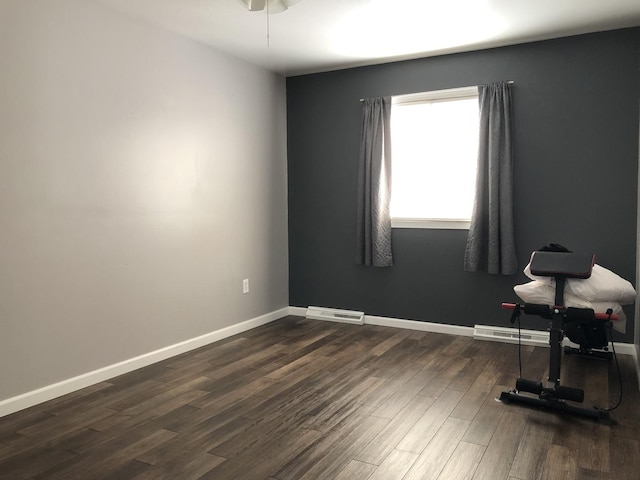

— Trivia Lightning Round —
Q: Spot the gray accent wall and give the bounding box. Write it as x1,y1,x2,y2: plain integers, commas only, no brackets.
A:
0,0,289,401
287,28,640,343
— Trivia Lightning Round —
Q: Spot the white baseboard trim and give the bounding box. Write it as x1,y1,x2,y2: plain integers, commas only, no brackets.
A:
365,314,475,337
0,307,288,419
290,307,637,356
289,306,307,316
293,306,477,337
290,306,474,337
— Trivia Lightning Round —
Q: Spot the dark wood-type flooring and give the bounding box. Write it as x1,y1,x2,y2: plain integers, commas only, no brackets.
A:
1,316,639,479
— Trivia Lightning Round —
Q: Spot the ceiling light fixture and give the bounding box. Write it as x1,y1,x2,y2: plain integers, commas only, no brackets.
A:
238,0,302,14
238,0,302,47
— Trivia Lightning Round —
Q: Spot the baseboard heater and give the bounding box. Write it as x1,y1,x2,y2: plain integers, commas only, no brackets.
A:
305,306,365,325
473,324,549,347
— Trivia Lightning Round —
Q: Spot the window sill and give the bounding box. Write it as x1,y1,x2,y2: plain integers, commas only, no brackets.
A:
391,218,470,230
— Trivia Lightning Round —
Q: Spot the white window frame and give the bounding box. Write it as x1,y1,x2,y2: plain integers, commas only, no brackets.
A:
390,86,479,230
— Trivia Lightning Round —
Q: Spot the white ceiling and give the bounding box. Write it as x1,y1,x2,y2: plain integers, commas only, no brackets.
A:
92,0,640,76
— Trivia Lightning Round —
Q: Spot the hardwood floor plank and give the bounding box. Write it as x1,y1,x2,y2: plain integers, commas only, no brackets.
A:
366,448,418,480
132,453,226,480
302,376,386,432
33,428,179,479
200,427,322,480
553,419,610,472
439,335,475,357
418,356,471,398
167,394,265,437
354,394,436,465
137,415,255,466
446,345,496,392
450,360,500,421
42,426,110,455
462,383,509,446
402,416,471,480
280,416,389,480
0,445,78,479
17,405,118,442
332,459,378,480
272,413,376,479
540,444,577,480
608,435,640,480
100,459,153,480
87,388,209,433
189,374,275,411
370,379,428,419
369,328,413,356
367,361,426,393
396,388,464,453
113,379,209,417
265,349,324,381
366,338,433,380
508,417,556,480
0,432,39,459
98,379,169,411
576,468,610,480
204,344,287,382
276,324,340,355
436,441,485,480
0,410,55,440
471,411,527,480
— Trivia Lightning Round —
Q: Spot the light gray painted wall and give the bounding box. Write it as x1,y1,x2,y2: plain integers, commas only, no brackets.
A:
0,0,289,401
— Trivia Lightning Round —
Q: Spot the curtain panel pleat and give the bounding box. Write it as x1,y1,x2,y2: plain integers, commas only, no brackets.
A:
464,82,518,275
355,97,393,267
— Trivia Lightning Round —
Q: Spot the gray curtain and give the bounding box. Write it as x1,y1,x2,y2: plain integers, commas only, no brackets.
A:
355,97,393,267
464,82,517,275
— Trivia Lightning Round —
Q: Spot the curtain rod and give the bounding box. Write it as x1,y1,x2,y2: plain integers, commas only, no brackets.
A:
359,81,515,102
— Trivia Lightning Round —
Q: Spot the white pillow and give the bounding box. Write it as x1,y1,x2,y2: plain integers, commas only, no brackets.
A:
523,262,636,305
513,281,627,333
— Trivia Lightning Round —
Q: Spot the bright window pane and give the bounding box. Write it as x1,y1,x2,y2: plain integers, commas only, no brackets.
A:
390,96,479,221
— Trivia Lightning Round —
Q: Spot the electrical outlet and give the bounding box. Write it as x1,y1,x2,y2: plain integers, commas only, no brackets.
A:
242,278,249,294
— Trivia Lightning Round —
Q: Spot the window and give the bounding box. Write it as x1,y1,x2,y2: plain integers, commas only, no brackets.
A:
390,86,479,229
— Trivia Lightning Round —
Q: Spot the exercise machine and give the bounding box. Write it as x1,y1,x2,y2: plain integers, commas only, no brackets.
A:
498,250,618,423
